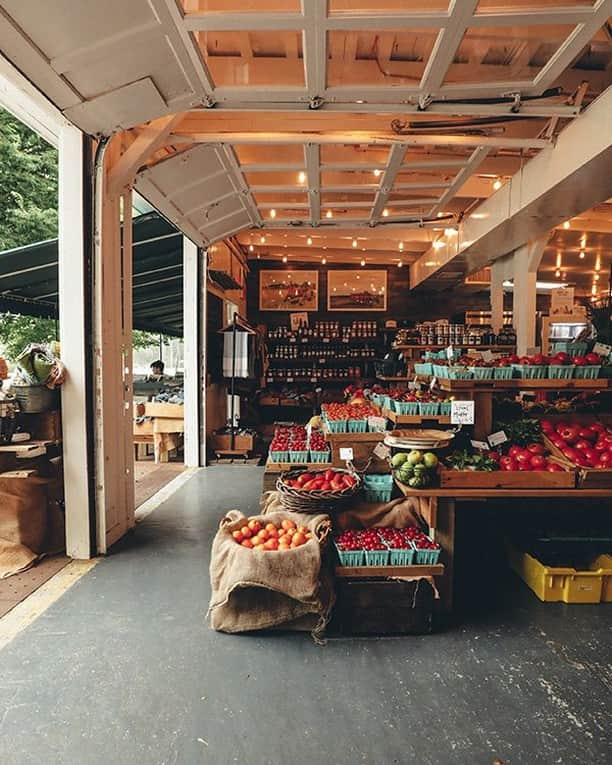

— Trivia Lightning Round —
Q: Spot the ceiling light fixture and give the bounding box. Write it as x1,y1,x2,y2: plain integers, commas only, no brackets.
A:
594,273,600,281
399,242,404,251
260,235,266,244
360,259,366,267
563,221,570,230
579,251,585,259
307,236,313,245
382,208,389,217
595,255,601,271
592,284,597,295
248,244,254,252
373,169,381,177
352,239,358,248
322,257,327,265
555,269,561,278
493,178,502,191
326,210,333,218
282,255,287,263
270,208,276,218
398,260,403,268
298,171,306,183
556,252,562,269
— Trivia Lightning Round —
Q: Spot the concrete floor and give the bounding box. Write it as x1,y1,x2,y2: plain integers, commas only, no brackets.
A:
0,466,610,765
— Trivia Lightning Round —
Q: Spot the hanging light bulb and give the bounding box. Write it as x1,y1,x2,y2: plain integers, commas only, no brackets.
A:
563,220,570,230
592,284,597,295
555,269,561,278
257,254,260,260
493,178,502,191
360,259,366,267
307,236,313,245
373,169,381,177
594,273,600,281
398,260,403,268
352,239,358,248
282,255,287,263
298,171,306,183
399,241,404,251
260,235,266,244
248,244,254,252
579,251,585,259
326,210,333,219
322,257,327,265
382,208,389,217
556,252,562,269
595,255,601,271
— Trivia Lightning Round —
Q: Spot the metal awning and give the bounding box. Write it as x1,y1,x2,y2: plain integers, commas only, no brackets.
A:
0,212,184,336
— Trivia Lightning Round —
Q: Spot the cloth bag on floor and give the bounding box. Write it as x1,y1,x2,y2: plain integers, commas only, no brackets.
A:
208,509,334,642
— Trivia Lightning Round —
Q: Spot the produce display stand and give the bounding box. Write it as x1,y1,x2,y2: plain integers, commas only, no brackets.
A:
393,480,612,615
133,401,184,463
322,426,387,472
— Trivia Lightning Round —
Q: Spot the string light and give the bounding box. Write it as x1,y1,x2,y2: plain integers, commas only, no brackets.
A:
298,171,306,183
282,255,287,263
352,239,358,248
555,269,561,278
260,235,266,244
373,169,381,177
398,260,403,268
248,244,254,252
325,210,333,218
594,273,600,281
322,257,327,265
579,251,585,259
382,208,389,217
563,221,570,229
269,208,276,218
493,178,502,191
307,236,313,245
399,242,404,251
360,259,366,266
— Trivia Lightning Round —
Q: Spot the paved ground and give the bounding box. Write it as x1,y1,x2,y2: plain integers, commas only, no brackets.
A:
0,467,610,765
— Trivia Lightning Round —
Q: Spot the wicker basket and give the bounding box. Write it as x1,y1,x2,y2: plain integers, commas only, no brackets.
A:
13,384,58,414
276,468,362,513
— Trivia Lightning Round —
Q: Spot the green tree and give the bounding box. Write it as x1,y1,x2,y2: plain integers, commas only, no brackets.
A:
0,108,58,251
0,313,58,359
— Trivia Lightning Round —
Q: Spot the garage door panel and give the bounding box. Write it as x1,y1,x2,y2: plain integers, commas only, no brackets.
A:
147,145,227,195
173,173,238,212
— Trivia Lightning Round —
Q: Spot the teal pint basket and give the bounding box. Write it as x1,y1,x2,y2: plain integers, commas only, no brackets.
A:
334,541,364,567
309,450,331,463
512,364,547,379
552,342,588,358
433,363,448,379
573,365,601,379
393,401,419,415
469,366,494,380
493,366,513,380
413,545,442,565
288,450,309,463
418,402,440,416
364,549,390,566
385,541,416,566
348,418,368,433
414,363,433,376
381,395,393,411
269,450,289,463
439,401,452,416
448,366,472,380
363,473,394,503
546,365,574,379
326,419,348,433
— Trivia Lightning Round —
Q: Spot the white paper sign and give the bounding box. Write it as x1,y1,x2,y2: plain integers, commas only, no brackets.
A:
594,342,612,357
550,286,575,316
373,442,391,459
446,345,455,360
368,416,387,433
429,376,438,390
471,439,489,451
451,400,475,425
339,447,354,461
488,430,508,447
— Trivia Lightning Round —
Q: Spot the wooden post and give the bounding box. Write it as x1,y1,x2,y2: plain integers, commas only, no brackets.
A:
58,124,93,559
183,236,201,467
490,259,505,335
512,237,546,355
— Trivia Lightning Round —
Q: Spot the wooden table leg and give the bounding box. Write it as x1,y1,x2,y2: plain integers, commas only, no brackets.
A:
433,497,455,615
472,390,493,441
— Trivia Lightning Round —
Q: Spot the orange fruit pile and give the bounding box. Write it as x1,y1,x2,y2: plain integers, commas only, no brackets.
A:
232,518,313,551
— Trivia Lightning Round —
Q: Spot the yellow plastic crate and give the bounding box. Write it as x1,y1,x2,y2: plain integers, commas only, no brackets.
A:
508,545,612,604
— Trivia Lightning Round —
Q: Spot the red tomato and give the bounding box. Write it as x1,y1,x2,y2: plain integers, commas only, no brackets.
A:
508,445,522,459
515,449,532,465
546,463,563,472
324,469,335,482
530,455,547,469
297,473,313,486
574,439,591,451
500,457,517,471
577,428,597,442
598,451,612,466
526,443,546,456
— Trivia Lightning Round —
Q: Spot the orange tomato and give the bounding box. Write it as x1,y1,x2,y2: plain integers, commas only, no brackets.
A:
292,533,306,547
281,519,296,531
285,528,296,537
232,530,244,542
253,544,265,551
264,539,279,551
267,528,279,539
258,529,269,542
265,523,277,532
248,519,262,533
305,532,313,540
240,539,254,549
278,542,291,550
240,526,252,539
297,527,308,536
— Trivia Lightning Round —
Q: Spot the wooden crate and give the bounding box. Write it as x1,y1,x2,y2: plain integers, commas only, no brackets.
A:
439,459,576,489
210,432,254,453
144,402,184,419
325,429,388,473
19,410,62,441
543,434,612,489
331,577,435,635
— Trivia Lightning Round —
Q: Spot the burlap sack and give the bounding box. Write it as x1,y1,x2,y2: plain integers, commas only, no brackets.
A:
208,509,334,642
260,491,429,531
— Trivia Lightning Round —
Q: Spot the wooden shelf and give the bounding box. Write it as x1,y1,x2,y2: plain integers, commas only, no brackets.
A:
394,479,612,499
435,377,609,392
323,427,385,442
0,439,59,456
335,564,444,578
384,408,451,425
394,344,516,351
376,375,410,381
265,459,331,473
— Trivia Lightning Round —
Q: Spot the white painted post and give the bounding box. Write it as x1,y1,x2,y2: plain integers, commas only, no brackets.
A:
183,236,200,467
199,248,208,467
58,125,92,559
490,259,505,335
512,238,547,355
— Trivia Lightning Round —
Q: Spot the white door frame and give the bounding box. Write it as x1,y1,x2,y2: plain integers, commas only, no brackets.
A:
1,54,94,558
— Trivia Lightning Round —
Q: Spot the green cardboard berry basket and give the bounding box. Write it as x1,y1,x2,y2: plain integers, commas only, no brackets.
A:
573,365,601,379
546,365,574,379
327,419,348,433
414,363,433,376
309,450,331,463
384,541,416,566
333,541,364,567
364,549,390,566
511,364,547,379
288,450,309,463
493,366,513,380
439,401,452,415
418,402,440,416
393,401,419,415
269,450,290,463
469,366,494,380
348,418,368,433
413,545,442,565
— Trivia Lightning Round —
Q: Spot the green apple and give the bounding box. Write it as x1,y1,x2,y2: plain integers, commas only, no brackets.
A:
423,452,439,469
391,452,408,468
407,450,423,466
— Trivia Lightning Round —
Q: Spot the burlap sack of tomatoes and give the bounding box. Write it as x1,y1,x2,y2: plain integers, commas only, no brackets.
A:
208,509,334,643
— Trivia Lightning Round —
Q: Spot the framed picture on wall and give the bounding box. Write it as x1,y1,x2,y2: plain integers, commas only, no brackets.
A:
327,269,387,311
259,270,319,311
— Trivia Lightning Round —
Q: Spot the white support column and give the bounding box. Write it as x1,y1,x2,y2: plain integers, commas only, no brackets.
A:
199,249,208,467
490,259,506,335
58,124,92,559
511,238,546,356
183,236,201,467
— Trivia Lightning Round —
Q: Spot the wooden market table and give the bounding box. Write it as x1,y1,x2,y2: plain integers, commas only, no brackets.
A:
394,480,612,616
133,402,184,463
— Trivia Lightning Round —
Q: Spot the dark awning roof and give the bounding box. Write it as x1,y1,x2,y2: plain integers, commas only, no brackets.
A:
0,213,184,336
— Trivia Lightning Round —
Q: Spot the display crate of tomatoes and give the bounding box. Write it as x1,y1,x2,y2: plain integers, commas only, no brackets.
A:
269,424,309,463
321,402,380,434
441,439,576,489
308,429,331,463
541,417,612,488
